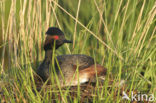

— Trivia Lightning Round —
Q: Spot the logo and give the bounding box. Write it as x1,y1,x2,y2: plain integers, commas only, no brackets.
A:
122,91,155,102
122,91,130,100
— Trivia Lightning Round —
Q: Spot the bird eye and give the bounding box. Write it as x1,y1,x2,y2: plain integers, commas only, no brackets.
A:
52,35,59,40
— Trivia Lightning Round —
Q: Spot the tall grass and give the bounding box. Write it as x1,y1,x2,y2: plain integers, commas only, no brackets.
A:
0,0,156,102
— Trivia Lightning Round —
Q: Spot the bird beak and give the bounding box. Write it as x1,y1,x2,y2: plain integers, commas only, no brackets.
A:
63,39,72,43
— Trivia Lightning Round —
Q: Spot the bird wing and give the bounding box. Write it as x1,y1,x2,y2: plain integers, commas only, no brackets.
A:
56,54,95,70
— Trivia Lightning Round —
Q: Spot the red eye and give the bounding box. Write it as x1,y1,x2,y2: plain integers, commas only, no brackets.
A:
53,35,59,40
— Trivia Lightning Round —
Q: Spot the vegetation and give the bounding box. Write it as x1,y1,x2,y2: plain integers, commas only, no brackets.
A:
0,0,156,102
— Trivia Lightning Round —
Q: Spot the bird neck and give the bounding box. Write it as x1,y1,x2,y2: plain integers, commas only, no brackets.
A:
44,49,53,61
